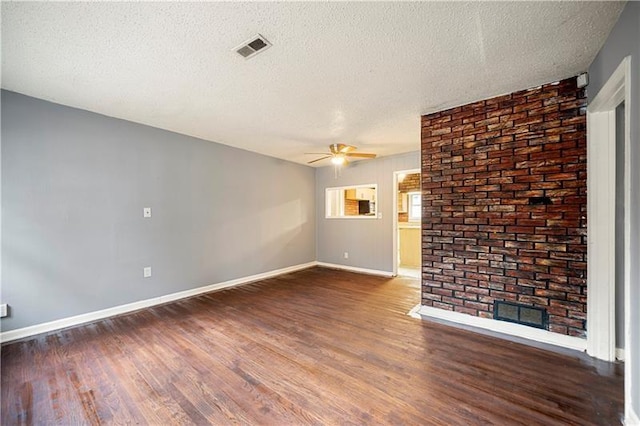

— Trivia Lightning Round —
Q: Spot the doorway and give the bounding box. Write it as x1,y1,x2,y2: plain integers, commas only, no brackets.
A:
393,169,421,278
586,55,634,423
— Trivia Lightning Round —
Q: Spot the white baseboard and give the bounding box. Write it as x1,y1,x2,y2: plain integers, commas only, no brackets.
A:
407,304,422,319
0,261,317,343
316,262,395,277
616,347,625,361
417,305,587,352
627,407,640,426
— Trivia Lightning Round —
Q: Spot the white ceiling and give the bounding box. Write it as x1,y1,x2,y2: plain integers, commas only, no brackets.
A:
1,2,624,166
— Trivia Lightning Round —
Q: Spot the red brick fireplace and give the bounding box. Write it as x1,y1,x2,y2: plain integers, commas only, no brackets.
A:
420,76,587,337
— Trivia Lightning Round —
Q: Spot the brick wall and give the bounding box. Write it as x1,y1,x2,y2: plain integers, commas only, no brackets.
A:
420,77,587,337
344,198,359,216
399,173,421,222
399,173,421,193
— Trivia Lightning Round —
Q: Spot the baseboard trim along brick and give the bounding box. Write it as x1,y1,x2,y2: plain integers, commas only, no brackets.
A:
316,262,395,277
417,305,587,352
0,261,318,343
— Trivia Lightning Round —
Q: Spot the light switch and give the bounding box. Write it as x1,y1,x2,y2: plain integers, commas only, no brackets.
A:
0,304,7,318
143,207,152,218
143,267,152,278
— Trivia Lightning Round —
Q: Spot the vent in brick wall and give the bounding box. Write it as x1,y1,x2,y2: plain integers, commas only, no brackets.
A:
528,196,552,205
494,301,548,329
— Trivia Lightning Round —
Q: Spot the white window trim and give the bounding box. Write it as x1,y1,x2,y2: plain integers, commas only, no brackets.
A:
325,184,378,219
407,191,421,222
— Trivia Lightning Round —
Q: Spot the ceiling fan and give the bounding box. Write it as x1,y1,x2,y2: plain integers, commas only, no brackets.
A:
306,143,377,165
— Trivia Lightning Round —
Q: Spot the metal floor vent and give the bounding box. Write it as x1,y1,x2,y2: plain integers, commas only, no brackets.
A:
235,34,271,59
494,301,548,329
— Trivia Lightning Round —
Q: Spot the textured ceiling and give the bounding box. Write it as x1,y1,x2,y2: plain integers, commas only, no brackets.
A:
1,2,624,166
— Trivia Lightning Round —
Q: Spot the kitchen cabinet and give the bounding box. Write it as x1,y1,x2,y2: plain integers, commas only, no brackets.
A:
345,188,376,201
399,227,420,267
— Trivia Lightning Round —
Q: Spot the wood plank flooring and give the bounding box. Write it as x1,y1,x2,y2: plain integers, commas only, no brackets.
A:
1,267,624,425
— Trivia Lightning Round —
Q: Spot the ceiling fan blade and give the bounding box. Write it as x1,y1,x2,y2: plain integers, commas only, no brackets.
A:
307,155,331,164
345,153,377,158
339,145,357,153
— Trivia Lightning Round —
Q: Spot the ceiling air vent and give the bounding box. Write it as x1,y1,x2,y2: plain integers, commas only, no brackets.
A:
234,34,271,59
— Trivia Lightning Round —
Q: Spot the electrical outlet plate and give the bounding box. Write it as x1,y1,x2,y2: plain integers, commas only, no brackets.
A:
0,304,7,318
344,252,349,259
143,267,152,278
143,207,152,218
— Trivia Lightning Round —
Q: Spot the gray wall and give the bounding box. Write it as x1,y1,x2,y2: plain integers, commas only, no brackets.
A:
588,1,639,420
1,90,316,331
315,151,420,273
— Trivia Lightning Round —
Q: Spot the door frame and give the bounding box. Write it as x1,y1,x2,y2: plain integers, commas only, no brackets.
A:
586,56,632,419
392,168,420,276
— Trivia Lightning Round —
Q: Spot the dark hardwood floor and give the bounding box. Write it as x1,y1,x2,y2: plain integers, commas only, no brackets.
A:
1,267,623,425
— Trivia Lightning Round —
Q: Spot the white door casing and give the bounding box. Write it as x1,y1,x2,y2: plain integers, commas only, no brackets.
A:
392,168,420,276
586,56,633,422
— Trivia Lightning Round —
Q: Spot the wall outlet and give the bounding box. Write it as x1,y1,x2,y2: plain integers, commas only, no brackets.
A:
143,207,152,218
0,304,7,318
344,252,349,259
143,267,152,278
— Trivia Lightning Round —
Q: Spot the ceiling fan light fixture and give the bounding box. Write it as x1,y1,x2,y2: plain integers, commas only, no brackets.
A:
331,156,346,165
